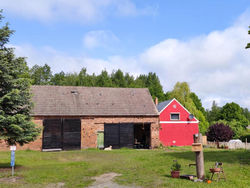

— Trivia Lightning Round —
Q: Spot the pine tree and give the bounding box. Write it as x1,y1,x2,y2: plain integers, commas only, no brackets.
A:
0,11,40,146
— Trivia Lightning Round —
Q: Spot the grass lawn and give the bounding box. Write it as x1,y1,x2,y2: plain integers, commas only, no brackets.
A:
0,147,249,188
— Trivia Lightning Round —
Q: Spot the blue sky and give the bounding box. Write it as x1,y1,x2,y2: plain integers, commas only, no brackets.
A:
1,0,250,109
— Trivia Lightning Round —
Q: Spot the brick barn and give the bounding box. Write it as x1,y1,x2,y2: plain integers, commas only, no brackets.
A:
0,86,160,151
157,98,199,146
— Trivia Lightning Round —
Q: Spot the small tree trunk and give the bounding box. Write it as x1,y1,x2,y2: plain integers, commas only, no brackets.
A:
216,141,220,148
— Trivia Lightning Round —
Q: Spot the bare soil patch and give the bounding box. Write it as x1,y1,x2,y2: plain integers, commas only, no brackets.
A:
87,172,140,188
0,176,23,183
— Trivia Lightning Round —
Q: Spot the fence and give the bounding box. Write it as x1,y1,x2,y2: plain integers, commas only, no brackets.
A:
206,141,250,150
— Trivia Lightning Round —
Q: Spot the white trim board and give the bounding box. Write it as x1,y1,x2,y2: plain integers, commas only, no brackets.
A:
160,121,199,124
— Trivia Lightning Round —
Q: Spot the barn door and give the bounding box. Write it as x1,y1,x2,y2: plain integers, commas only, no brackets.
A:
63,119,81,150
120,123,134,148
104,124,119,149
43,119,62,149
104,123,134,149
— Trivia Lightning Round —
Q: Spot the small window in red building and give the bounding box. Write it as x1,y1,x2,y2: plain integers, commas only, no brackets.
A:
170,113,180,120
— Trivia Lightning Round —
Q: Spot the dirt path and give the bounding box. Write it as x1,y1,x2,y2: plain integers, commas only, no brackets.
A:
87,172,140,188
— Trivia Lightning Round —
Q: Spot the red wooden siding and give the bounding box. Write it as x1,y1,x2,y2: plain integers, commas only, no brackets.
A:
159,99,199,146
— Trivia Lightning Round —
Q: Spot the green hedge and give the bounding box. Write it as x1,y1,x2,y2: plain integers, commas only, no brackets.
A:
240,133,250,142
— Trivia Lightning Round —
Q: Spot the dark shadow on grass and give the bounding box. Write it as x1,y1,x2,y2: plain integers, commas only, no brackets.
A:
0,163,22,171
163,174,172,178
163,150,250,165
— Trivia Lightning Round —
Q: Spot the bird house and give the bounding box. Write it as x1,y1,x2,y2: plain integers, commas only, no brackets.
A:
192,143,203,152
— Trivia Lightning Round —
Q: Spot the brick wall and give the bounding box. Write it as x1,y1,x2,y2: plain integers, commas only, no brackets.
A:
0,116,160,151
81,116,160,148
0,117,43,151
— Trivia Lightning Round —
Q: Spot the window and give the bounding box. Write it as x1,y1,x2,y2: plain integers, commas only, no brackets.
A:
170,113,180,120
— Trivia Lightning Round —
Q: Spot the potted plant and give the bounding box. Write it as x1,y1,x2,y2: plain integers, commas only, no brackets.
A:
171,160,181,178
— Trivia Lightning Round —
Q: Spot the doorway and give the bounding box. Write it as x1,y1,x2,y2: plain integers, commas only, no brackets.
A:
134,123,151,149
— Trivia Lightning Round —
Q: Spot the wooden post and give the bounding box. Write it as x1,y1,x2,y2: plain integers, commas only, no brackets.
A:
193,133,205,180
246,138,247,150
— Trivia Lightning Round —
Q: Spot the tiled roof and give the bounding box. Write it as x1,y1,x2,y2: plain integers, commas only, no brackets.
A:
31,85,159,116
156,99,172,112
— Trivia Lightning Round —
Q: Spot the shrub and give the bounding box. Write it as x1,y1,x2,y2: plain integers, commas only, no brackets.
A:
206,123,234,142
240,131,250,143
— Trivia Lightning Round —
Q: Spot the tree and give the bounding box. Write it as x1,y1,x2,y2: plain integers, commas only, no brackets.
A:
30,64,52,85
220,102,249,128
190,92,206,117
51,71,65,85
168,82,209,134
96,70,112,87
206,123,233,142
111,69,126,87
76,68,96,86
135,73,165,101
146,72,165,101
246,26,250,49
242,107,250,122
124,73,135,88
206,101,221,123
0,11,40,145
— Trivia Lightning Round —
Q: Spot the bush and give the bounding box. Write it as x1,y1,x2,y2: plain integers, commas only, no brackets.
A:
240,131,250,143
206,123,234,142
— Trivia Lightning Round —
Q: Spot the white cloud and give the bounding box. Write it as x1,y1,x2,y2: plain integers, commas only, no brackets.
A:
83,30,119,49
11,11,250,109
137,11,250,109
0,0,156,23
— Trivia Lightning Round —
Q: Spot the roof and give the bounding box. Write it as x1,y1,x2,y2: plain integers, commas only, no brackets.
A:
156,98,199,122
30,85,159,116
156,99,172,112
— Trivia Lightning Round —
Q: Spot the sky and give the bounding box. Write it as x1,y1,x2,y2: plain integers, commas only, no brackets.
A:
1,0,250,110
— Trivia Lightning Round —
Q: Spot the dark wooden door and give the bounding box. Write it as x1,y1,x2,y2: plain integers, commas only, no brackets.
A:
120,123,134,148
104,124,119,149
104,123,134,149
63,119,81,150
43,119,62,149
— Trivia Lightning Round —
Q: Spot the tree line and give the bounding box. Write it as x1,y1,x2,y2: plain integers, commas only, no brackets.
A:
29,64,250,139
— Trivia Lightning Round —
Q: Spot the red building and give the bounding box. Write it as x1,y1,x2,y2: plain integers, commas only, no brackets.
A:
157,98,199,146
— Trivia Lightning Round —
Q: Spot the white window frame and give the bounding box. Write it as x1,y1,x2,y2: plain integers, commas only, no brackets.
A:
170,112,180,120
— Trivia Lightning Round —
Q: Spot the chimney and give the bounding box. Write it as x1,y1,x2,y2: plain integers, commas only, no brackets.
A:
155,97,158,106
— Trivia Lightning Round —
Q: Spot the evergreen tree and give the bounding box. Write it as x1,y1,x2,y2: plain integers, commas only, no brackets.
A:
0,11,40,145
124,73,135,88
111,69,126,87
146,72,165,101
206,101,221,123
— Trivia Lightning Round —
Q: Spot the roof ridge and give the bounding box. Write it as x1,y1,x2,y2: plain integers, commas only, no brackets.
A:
31,85,149,90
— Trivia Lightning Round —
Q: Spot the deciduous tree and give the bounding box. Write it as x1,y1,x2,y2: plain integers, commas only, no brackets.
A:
206,123,233,142
168,82,209,134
